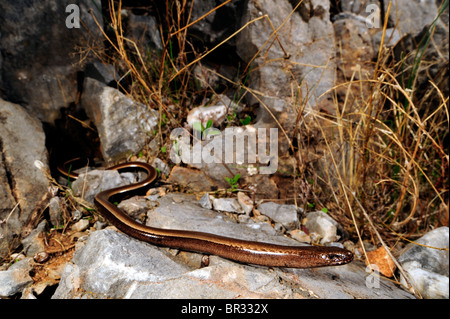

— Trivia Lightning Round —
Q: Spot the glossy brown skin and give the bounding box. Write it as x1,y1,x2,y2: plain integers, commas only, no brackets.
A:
60,161,353,268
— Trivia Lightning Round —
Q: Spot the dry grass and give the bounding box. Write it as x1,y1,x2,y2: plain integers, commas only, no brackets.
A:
308,3,449,244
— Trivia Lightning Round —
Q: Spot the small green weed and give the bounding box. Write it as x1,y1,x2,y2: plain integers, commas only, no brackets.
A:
225,174,241,192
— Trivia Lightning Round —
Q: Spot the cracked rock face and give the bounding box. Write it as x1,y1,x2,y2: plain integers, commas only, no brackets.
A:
236,0,336,153
81,78,159,163
0,0,103,124
0,98,50,259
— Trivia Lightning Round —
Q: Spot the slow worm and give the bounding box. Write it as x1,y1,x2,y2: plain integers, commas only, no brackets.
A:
59,160,353,268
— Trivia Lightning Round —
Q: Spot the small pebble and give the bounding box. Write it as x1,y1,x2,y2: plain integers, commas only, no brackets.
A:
238,214,251,223
198,193,213,210
365,247,396,278
21,286,37,299
71,219,90,232
237,192,253,214
49,197,64,228
304,211,339,244
257,202,299,230
94,221,107,230
72,210,83,221
290,229,311,243
33,251,50,264
10,253,26,263
172,195,184,203
343,240,355,252
274,222,286,233
212,197,243,213
255,215,270,223
201,255,210,267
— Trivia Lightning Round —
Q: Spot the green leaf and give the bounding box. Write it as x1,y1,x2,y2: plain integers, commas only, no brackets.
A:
240,115,251,125
193,121,203,132
225,173,241,192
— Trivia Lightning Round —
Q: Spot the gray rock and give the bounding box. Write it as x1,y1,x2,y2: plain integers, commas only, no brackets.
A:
0,268,33,298
186,95,231,128
148,194,283,243
125,11,163,52
398,227,449,299
151,158,170,177
398,227,449,276
304,211,340,244
167,166,225,191
400,262,449,299
237,191,253,214
71,169,139,204
20,286,37,299
84,62,117,86
0,99,49,259
333,18,376,79
9,253,26,264
198,193,213,210
52,193,414,299
49,197,64,229
257,202,299,230
21,220,48,257
117,197,152,221
0,257,34,298
385,0,441,37
81,77,159,163
70,219,90,232
71,210,83,222
188,0,245,45
8,256,34,272
236,0,336,151
179,125,278,188
0,0,103,123
52,228,191,299
211,197,243,213
372,28,403,50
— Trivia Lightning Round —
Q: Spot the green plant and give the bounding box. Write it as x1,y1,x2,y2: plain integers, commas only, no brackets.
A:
66,164,74,190
226,112,237,124
225,174,241,192
240,115,251,126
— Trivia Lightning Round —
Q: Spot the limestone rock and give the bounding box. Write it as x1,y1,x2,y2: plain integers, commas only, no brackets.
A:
0,99,50,259
81,77,159,163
